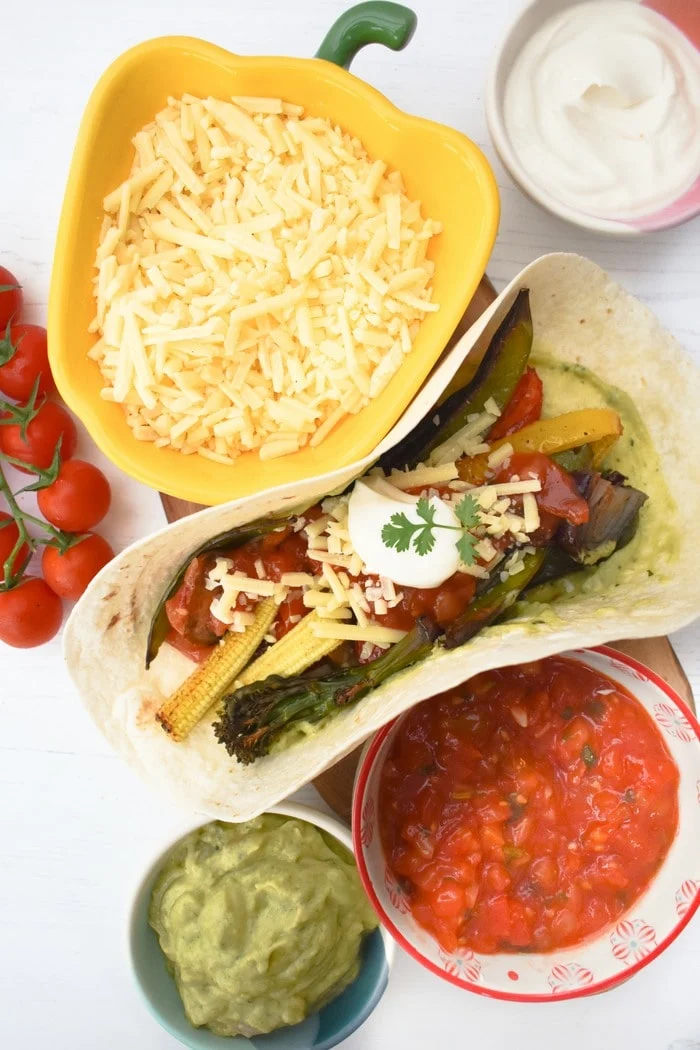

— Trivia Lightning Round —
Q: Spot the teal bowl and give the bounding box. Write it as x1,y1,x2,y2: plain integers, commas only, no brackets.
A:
128,802,394,1050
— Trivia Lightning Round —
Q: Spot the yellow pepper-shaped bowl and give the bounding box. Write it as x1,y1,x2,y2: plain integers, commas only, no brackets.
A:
49,2,499,505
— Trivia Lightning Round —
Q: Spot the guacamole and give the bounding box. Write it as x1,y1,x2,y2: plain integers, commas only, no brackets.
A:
518,355,678,610
148,816,378,1037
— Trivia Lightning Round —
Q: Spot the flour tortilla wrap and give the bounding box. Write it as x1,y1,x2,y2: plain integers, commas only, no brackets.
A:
63,254,700,820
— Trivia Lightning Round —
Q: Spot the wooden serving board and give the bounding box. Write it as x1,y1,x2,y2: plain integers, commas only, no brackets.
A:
158,275,694,825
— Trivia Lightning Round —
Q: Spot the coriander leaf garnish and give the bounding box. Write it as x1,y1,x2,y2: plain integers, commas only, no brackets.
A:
581,743,598,768
381,512,416,553
456,532,478,566
381,492,481,563
454,494,480,529
415,496,436,526
414,523,437,556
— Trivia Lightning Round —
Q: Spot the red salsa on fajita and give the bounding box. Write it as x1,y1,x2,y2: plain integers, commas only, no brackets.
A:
379,657,679,954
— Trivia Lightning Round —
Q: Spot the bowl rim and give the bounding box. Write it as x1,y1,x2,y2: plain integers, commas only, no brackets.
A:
484,0,700,237
351,643,700,1002
127,800,395,1045
49,34,500,506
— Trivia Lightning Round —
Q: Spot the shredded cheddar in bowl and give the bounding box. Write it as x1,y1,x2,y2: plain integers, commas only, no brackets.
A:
88,94,441,464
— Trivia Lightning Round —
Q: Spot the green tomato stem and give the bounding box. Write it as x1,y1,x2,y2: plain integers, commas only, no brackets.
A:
14,508,65,540
0,463,37,589
0,451,74,589
0,448,52,480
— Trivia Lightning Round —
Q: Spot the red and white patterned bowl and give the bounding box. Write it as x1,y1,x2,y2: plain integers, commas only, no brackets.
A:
352,646,700,1002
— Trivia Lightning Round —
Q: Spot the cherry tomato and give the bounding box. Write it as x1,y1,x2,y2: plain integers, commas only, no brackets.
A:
0,512,30,578
489,368,543,441
42,533,114,600
0,324,55,401
0,576,63,648
37,459,111,532
0,266,23,330
0,400,77,472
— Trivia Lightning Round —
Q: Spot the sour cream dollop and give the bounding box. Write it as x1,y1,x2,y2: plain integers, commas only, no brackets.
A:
503,1,700,220
348,480,461,589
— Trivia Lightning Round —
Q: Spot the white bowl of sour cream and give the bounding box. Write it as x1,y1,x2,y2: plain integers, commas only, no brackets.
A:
486,0,700,234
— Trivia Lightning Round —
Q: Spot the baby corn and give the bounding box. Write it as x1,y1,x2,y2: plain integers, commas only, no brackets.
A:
156,598,279,741
236,611,340,687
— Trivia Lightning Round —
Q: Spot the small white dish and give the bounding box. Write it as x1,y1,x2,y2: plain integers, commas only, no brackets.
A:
486,0,700,235
353,646,700,1001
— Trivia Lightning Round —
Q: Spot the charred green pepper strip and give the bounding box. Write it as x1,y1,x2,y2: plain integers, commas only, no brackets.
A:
524,547,580,592
444,549,546,649
213,617,441,764
552,445,595,472
146,510,309,668
378,289,533,471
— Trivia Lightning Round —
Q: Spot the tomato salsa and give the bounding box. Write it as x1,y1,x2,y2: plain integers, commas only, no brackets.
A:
164,513,480,660
163,441,594,667
379,657,679,954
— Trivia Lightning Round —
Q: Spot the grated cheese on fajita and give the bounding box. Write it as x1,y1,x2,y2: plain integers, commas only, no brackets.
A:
203,457,545,643
89,94,441,464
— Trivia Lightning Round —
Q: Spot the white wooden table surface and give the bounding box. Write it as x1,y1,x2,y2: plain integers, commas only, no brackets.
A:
2,1,699,1047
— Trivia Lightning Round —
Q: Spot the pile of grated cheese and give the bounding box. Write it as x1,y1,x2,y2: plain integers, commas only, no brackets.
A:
204,407,544,649
88,93,441,463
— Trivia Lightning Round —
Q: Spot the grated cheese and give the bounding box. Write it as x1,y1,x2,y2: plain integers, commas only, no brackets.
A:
226,574,278,597
428,411,498,466
457,562,490,579
309,621,408,644
488,479,542,497
303,590,334,608
487,442,513,469
322,562,350,604
363,473,416,504
307,549,357,571
304,515,330,539
316,606,353,620
89,94,440,463
207,565,283,624
280,572,316,587
388,461,459,490
201,455,538,643
474,537,498,562
522,492,541,533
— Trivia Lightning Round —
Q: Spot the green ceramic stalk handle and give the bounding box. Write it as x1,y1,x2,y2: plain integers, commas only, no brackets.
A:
316,2,417,69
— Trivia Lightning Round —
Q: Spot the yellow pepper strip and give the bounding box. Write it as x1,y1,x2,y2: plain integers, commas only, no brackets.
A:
458,408,623,485
156,597,279,742
588,432,622,468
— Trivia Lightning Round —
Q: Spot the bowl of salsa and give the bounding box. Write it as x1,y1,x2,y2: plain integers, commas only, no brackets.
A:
352,647,700,1001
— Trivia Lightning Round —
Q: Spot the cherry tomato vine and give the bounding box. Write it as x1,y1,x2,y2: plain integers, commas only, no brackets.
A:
0,407,80,589
0,267,114,646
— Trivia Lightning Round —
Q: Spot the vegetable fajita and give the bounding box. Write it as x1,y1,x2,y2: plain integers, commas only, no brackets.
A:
148,290,648,763
63,253,700,822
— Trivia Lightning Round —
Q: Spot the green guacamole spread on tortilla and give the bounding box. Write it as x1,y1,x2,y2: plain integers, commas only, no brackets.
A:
518,356,678,610
148,816,378,1036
